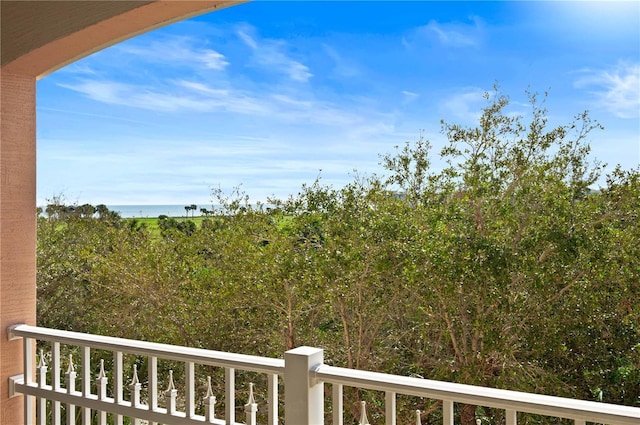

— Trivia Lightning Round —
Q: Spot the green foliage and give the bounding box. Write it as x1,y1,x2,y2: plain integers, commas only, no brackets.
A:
36,90,640,424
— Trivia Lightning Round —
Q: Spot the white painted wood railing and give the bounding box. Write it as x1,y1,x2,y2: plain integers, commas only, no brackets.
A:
8,324,282,425
8,325,640,425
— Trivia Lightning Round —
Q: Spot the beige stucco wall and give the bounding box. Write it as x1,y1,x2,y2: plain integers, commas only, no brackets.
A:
0,71,37,425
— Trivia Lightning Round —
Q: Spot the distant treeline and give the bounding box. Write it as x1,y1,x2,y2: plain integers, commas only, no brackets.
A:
38,202,121,221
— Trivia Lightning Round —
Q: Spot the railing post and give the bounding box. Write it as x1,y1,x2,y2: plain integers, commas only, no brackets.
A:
284,346,324,425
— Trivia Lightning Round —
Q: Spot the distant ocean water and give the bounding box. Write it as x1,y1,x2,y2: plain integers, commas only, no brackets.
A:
108,205,211,218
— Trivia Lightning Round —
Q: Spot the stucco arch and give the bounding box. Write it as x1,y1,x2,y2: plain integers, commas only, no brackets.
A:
2,1,242,78
0,2,244,422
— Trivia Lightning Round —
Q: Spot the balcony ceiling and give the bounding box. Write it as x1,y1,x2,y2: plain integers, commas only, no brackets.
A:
1,1,237,77
1,1,154,67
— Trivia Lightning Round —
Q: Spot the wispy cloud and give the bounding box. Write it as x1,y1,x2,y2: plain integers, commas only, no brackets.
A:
58,80,131,105
175,80,271,114
37,106,152,126
406,16,484,49
574,62,640,119
59,79,271,114
58,63,98,76
401,90,420,105
57,77,392,132
118,36,229,70
271,94,313,109
323,44,361,78
237,24,313,82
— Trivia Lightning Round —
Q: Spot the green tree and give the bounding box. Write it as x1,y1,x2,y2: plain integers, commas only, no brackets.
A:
378,88,638,423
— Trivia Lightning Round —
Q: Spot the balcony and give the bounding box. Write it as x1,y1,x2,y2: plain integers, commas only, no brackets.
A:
8,324,640,425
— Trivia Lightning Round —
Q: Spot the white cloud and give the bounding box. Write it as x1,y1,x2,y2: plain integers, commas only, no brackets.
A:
323,44,361,78
401,90,420,104
271,94,313,109
118,36,229,71
410,17,484,48
58,63,98,75
58,80,129,104
58,78,389,129
237,29,258,50
574,62,640,119
200,50,229,70
287,61,313,82
59,80,240,112
236,24,313,82
175,80,230,97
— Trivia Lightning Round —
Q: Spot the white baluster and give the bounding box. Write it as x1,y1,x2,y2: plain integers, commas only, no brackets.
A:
81,346,91,425
442,400,454,425
185,361,195,418
225,367,235,425
203,376,217,423
66,354,77,425
506,409,517,425
416,410,422,425
332,383,344,425
113,351,123,425
129,364,141,425
96,359,108,425
245,382,258,425
267,373,278,425
148,355,158,425
165,369,178,414
358,400,370,425
51,342,61,425
24,337,34,425
385,391,396,425
36,349,47,425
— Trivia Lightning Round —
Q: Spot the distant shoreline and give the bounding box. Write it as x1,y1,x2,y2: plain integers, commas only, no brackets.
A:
37,203,276,219
36,204,211,219
108,205,210,219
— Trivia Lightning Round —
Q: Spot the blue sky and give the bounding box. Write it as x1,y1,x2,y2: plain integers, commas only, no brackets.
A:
36,1,640,206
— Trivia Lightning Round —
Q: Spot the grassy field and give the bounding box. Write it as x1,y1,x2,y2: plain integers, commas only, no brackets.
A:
126,216,210,238
126,213,293,238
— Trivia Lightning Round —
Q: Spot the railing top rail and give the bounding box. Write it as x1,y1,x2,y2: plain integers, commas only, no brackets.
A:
315,365,640,425
8,324,284,375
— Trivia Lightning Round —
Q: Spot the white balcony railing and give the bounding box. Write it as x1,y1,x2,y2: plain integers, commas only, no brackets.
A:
8,324,640,425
